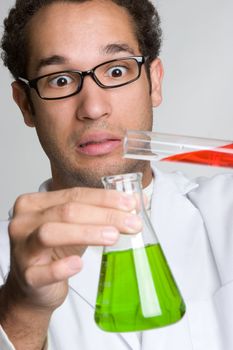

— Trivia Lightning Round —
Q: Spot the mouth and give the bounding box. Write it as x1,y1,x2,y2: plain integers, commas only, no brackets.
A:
76,133,122,156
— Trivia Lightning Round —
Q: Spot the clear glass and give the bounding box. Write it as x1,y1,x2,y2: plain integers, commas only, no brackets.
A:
94,173,185,333
124,130,233,168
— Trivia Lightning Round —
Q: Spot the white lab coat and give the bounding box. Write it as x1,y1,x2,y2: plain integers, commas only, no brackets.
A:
0,166,233,350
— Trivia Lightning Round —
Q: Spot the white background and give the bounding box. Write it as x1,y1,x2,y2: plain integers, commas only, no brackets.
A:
0,0,233,219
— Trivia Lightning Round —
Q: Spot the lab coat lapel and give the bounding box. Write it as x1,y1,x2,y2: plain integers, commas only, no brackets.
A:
149,167,220,300
69,246,141,350
69,245,102,307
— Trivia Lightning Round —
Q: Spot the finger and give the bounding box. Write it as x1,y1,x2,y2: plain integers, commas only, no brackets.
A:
42,202,142,229
26,216,142,255
10,201,142,238
25,255,83,288
34,223,120,248
24,224,119,256
13,187,137,215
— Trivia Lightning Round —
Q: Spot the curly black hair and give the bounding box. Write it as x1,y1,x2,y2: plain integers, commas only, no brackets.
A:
1,0,162,79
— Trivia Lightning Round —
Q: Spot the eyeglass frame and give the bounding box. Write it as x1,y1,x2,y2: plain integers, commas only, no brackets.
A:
17,56,147,100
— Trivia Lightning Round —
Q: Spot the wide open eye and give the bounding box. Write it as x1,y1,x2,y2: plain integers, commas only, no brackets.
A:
36,71,82,98
107,65,128,79
48,74,74,88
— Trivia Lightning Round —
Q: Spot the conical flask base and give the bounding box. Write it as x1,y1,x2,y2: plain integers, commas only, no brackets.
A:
95,243,185,333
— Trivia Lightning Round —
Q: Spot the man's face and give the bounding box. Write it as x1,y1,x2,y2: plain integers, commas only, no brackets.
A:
15,0,163,189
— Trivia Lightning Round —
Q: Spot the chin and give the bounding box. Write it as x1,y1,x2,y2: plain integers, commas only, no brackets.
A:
52,154,150,189
72,158,149,188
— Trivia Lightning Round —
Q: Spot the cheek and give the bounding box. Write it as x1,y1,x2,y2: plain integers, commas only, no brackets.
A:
113,81,153,128
32,104,72,153
33,99,73,132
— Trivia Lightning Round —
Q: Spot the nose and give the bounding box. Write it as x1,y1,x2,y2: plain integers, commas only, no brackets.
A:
75,75,112,121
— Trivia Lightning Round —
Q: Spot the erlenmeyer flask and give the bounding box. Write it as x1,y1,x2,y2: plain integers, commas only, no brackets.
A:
94,172,185,333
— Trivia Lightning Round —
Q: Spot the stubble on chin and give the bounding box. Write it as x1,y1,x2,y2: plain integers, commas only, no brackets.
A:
51,158,150,190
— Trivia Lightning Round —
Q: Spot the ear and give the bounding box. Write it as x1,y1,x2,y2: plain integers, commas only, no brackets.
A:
11,81,35,127
149,58,164,107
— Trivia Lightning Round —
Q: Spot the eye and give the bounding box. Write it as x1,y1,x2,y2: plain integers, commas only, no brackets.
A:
107,66,128,78
48,74,74,88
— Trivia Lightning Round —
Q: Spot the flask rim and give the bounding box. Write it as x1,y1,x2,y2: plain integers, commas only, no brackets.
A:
101,172,142,186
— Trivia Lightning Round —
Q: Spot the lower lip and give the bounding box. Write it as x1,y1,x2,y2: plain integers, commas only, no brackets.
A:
76,140,122,156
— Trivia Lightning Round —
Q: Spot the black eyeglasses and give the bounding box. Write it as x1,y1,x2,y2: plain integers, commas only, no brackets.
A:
18,56,147,100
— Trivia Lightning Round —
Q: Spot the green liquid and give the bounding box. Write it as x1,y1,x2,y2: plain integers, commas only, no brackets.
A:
95,244,185,332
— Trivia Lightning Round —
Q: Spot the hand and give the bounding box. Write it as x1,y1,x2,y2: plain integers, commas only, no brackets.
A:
6,187,142,311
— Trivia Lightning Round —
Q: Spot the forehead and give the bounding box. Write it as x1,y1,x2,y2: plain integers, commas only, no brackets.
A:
26,0,140,75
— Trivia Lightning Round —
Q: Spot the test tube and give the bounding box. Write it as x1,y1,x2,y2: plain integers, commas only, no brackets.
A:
123,130,233,168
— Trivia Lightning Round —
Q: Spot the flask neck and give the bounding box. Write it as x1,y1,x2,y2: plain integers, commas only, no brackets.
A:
102,173,158,252
102,172,143,194
102,172,145,214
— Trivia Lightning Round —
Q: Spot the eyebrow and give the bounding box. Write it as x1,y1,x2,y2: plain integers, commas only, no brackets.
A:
34,43,136,75
34,55,67,75
102,43,136,56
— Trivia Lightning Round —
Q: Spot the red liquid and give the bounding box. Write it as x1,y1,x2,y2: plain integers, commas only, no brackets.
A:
163,143,233,168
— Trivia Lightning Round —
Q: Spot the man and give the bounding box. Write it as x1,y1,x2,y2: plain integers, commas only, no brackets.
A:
0,0,232,349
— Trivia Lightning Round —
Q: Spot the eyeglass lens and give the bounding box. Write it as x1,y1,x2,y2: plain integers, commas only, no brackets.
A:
37,57,141,99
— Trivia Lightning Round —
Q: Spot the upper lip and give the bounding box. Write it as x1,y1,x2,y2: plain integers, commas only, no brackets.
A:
77,131,122,147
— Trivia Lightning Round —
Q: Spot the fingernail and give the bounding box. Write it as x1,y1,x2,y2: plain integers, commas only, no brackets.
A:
102,228,119,243
124,214,142,232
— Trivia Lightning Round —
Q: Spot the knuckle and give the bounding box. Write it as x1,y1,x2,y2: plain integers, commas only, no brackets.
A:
69,187,85,202
37,223,53,246
13,194,30,214
8,219,18,236
59,202,76,222
8,219,24,241
105,209,118,225
68,187,108,206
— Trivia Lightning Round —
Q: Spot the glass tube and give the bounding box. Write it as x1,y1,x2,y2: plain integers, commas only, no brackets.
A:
123,130,233,168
